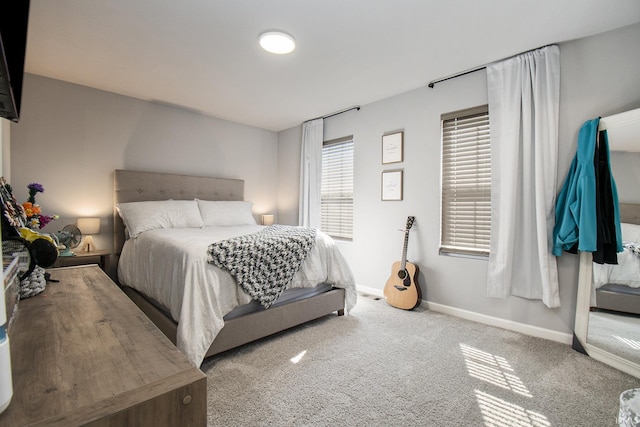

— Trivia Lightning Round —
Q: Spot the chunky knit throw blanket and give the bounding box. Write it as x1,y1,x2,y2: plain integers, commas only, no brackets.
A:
207,225,317,308
624,241,640,258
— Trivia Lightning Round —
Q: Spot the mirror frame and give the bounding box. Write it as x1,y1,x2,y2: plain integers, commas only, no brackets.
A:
573,108,640,379
575,251,640,378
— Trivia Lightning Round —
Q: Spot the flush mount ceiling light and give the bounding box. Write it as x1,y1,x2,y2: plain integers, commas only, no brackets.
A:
259,31,296,54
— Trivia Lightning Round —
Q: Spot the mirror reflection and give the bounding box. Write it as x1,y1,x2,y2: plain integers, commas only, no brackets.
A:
586,143,640,367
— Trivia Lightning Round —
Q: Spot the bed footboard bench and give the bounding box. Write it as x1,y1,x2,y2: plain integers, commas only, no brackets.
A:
123,286,346,358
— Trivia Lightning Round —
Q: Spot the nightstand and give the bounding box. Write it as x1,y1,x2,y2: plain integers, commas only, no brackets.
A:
52,249,111,271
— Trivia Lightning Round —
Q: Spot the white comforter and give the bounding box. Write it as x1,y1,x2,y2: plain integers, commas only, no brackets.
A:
593,246,640,289
117,225,356,366
592,222,640,291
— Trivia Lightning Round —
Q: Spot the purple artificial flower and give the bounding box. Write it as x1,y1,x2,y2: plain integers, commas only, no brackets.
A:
27,183,44,193
27,182,44,203
39,214,52,229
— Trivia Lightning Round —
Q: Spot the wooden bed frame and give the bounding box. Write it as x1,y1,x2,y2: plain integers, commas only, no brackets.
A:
113,169,345,359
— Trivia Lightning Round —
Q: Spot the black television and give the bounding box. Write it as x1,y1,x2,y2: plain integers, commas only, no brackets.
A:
0,1,30,123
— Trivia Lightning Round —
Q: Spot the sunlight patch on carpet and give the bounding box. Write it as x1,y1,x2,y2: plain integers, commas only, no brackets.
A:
290,350,307,364
475,390,550,427
460,343,532,397
460,343,550,426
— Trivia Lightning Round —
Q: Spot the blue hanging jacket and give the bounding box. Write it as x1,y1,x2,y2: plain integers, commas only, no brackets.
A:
552,118,622,256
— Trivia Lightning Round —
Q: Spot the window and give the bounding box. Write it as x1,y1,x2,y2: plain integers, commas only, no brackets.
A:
440,105,491,257
321,136,354,240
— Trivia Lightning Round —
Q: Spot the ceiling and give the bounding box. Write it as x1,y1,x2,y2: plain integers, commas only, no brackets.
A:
25,0,640,132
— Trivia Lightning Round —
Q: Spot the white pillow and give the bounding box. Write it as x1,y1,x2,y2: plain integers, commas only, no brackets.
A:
196,200,257,227
621,222,640,243
117,200,204,238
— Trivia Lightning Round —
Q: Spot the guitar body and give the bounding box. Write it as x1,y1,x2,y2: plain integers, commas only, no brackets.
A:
384,260,421,310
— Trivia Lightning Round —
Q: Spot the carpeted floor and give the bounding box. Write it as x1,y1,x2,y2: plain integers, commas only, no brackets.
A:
201,294,640,426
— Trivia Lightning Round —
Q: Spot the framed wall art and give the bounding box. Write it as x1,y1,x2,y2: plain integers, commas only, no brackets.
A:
382,131,403,164
381,169,403,201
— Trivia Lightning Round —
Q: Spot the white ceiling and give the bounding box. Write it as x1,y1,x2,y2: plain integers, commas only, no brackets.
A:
25,0,640,132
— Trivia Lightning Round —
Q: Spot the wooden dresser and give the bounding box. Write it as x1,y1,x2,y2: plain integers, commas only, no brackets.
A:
0,265,207,426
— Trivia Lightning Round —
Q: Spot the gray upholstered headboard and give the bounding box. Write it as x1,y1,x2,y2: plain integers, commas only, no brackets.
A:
620,203,640,225
113,169,244,254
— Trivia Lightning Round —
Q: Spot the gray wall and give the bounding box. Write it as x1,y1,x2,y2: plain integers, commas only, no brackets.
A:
9,75,279,255
277,22,640,336
612,152,640,204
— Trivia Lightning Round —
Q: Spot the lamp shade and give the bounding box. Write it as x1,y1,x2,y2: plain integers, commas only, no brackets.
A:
261,214,275,226
77,217,100,235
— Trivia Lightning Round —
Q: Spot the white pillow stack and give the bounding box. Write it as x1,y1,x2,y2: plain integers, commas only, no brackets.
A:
116,199,257,238
196,200,256,227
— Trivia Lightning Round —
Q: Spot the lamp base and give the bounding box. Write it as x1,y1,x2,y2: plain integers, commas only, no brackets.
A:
82,236,97,252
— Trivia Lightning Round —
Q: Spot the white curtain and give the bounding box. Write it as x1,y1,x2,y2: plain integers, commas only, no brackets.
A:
486,45,561,308
298,118,324,228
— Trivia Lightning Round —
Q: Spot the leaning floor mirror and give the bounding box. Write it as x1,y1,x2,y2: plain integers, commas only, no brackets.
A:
573,107,640,379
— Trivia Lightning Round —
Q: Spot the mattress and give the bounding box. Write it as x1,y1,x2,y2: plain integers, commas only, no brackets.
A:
117,225,356,366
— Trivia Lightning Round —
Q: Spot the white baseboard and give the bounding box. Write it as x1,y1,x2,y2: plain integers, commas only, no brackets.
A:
355,285,573,345
356,284,384,298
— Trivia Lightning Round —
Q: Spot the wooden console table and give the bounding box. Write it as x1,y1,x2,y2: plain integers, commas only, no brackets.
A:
0,265,207,426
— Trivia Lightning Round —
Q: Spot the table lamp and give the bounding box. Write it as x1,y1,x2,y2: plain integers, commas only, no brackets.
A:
77,217,100,252
261,214,275,226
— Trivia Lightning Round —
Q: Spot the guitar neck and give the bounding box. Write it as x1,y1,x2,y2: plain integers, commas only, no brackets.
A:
399,216,414,271
400,230,410,270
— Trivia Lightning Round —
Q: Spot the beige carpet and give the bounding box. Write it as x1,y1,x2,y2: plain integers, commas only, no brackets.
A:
201,294,640,426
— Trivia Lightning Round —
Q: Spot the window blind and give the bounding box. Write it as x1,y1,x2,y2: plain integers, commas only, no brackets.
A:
440,105,491,257
321,136,354,240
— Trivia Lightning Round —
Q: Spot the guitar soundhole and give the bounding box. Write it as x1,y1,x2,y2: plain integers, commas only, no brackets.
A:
397,269,411,287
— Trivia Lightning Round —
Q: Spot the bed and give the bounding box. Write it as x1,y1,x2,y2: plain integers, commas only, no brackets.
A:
592,203,640,315
113,169,357,366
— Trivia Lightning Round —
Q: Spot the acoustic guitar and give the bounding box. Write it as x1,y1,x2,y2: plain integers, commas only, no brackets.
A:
383,216,421,310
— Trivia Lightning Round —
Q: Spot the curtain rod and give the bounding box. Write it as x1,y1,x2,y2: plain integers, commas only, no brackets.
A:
306,105,361,123
427,44,555,89
427,65,486,88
